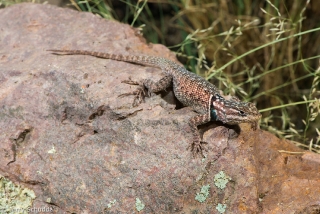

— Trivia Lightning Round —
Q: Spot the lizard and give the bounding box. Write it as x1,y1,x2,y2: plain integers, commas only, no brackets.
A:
47,49,261,156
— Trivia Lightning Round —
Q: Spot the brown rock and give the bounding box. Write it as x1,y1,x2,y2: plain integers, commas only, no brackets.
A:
0,3,319,213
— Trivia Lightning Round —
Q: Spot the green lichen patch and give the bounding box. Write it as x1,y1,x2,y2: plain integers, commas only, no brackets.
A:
0,175,36,214
195,184,210,203
216,203,227,213
135,198,145,212
107,199,116,209
214,171,231,189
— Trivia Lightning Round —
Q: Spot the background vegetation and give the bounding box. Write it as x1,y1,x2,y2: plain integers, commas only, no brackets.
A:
1,0,319,152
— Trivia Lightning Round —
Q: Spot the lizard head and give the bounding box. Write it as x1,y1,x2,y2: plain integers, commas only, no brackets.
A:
210,94,261,127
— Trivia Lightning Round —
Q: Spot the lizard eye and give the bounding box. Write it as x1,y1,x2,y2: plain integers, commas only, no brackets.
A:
239,110,246,116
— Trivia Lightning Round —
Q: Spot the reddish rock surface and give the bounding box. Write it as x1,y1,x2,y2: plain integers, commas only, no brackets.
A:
0,3,319,213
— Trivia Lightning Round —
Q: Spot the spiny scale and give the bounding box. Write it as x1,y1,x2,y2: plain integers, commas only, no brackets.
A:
48,49,261,156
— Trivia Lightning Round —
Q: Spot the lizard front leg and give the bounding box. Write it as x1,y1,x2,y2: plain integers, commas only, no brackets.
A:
119,75,173,106
188,113,211,156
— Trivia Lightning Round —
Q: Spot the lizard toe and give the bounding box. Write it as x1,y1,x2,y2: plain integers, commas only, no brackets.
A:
121,77,140,86
188,140,207,158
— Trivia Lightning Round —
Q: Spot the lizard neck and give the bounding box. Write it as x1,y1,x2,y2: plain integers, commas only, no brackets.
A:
210,94,261,125
210,107,218,121
209,94,222,122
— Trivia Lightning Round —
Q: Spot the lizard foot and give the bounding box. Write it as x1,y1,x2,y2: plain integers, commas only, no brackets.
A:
119,78,148,106
188,140,208,158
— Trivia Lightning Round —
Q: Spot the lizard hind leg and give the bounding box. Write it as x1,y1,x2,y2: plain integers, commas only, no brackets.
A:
119,75,173,107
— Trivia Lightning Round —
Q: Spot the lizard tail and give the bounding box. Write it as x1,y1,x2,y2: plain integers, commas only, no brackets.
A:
47,49,180,74
48,49,164,66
